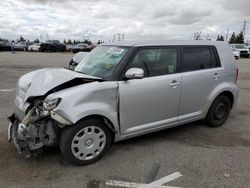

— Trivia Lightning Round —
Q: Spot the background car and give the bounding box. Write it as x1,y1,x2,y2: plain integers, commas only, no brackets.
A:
231,46,240,59
40,40,66,52
13,41,33,51
28,43,41,52
66,44,74,52
0,41,11,51
72,43,91,53
231,43,250,58
69,51,89,70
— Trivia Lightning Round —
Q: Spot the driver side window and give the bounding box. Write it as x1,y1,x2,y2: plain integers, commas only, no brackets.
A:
128,48,177,77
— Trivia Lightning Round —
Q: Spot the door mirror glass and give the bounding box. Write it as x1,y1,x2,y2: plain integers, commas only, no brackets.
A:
125,68,144,79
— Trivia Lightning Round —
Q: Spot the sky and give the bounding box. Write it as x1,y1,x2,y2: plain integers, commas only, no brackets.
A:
0,0,250,42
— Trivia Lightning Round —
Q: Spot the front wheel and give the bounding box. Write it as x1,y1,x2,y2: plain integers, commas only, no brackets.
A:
60,118,112,165
205,95,231,127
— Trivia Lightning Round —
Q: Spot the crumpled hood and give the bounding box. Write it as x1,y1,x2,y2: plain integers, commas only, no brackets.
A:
17,68,101,102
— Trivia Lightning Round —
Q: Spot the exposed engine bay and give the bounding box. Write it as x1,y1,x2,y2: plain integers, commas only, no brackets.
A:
8,100,60,157
8,68,104,157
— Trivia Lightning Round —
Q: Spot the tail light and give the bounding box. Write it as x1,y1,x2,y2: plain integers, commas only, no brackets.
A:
235,68,239,83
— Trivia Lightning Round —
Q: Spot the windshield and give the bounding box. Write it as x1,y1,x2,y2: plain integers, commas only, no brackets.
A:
235,44,247,49
75,46,128,79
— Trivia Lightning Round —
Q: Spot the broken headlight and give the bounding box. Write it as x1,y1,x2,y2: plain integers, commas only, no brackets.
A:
43,98,61,111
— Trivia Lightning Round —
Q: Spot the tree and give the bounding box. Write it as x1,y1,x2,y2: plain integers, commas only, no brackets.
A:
216,35,224,41
235,31,244,43
34,38,40,43
67,39,72,44
63,39,67,44
228,32,236,44
83,39,92,45
17,36,26,42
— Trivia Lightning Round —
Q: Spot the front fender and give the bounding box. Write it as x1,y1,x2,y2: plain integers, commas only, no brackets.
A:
47,81,120,132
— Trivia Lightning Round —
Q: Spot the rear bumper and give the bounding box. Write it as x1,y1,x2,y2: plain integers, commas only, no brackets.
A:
232,86,240,109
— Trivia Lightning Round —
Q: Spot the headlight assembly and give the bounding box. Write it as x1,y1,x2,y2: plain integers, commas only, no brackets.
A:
43,98,61,111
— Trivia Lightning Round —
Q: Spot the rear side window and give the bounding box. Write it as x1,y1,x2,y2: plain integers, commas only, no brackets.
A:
182,47,219,72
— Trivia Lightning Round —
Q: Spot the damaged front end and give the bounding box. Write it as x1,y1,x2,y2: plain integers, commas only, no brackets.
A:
8,102,60,157
8,68,106,158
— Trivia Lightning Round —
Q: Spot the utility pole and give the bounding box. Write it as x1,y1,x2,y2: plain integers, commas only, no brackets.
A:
46,33,49,41
117,33,121,41
242,20,247,43
226,28,229,42
40,34,43,42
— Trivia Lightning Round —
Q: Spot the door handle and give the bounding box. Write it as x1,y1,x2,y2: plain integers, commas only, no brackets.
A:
169,80,180,87
212,73,220,79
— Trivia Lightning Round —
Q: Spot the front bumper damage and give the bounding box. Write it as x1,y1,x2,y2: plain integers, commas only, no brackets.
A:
8,107,60,157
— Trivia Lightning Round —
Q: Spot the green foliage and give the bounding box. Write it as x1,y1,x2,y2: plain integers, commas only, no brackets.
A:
67,39,72,44
17,36,26,42
229,31,244,44
235,31,244,43
34,38,40,43
216,35,224,41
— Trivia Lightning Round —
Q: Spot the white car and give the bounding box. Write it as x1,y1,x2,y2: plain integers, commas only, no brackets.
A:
69,52,89,70
231,44,250,58
231,47,240,59
8,40,239,165
28,43,41,52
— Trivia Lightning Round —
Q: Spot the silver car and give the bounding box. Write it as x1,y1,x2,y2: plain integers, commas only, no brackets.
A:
8,40,239,165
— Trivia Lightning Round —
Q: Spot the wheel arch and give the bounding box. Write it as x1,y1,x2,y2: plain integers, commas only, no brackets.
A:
74,114,117,143
219,90,234,108
205,89,235,117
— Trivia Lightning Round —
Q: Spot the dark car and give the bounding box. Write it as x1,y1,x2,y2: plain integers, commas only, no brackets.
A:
0,41,11,51
40,40,66,52
72,43,91,53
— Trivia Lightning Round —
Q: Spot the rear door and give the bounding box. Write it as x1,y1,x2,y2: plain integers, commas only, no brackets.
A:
118,47,182,135
179,46,223,120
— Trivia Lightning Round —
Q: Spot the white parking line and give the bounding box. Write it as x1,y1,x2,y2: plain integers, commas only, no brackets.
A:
0,88,16,92
105,172,183,188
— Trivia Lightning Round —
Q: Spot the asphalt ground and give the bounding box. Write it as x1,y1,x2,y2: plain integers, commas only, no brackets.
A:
0,51,250,188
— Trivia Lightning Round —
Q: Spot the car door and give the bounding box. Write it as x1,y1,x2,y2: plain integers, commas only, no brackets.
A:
118,47,181,135
179,46,223,120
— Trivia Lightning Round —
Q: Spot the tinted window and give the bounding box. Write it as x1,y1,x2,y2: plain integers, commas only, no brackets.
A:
182,47,218,72
129,48,177,77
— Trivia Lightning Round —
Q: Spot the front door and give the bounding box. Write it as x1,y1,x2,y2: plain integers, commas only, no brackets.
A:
118,47,181,135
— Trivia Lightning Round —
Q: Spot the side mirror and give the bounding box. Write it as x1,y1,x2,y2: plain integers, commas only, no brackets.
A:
125,68,144,80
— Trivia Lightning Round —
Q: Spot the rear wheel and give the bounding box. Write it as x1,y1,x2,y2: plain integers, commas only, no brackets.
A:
60,118,111,165
205,95,231,127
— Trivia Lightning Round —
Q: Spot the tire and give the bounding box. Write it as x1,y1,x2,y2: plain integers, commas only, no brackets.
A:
60,118,112,165
205,95,231,127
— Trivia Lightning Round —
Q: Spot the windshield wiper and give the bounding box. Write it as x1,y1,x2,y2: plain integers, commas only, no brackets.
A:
74,71,106,81
75,70,88,75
